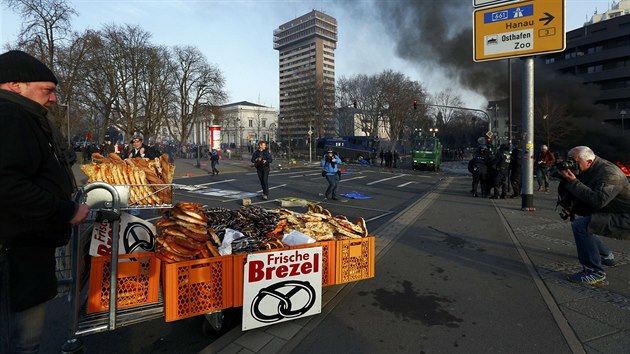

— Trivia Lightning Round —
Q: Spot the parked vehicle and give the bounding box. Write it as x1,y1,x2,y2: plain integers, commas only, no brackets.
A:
316,136,380,162
412,135,442,171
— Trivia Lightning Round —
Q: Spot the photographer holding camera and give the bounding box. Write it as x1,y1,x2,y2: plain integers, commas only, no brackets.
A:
321,149,342,200
557,146,630,285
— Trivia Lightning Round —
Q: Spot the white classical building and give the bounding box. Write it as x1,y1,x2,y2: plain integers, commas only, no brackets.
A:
218,101,278,149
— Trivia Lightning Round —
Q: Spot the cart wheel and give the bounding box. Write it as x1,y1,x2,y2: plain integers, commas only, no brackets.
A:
61,338,84,354
202,311,224,337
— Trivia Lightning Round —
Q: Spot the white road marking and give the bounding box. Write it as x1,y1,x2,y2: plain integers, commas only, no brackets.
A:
366,174,408,185
257,184,287,193
339,176,366,183
289,172,322,178
365,212,394,223
221,184,288,203
195,179,236,187
397,181,417,187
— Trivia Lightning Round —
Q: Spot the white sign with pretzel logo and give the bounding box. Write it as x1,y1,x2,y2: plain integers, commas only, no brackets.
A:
89,212,156,256
242,247,322,330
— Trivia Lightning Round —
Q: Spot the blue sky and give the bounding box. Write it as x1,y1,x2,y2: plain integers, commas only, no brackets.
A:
0,0,611,110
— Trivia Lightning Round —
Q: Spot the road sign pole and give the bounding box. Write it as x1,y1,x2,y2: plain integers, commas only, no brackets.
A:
521,57,535,211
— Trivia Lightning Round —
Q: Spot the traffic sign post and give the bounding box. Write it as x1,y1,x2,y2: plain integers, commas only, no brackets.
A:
473,0,565,62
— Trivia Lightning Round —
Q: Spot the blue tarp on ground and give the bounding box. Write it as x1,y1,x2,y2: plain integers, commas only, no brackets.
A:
340,191,372,199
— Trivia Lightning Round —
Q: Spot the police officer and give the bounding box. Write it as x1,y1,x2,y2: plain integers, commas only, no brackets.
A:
468,146,490,197
490,144,512,199
509,147,522,198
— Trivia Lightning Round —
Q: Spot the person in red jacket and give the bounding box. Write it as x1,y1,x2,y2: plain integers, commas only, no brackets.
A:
535,144,555,192
0,50,90,353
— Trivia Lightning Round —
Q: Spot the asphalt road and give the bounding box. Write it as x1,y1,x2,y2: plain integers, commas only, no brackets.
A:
41,162,443,354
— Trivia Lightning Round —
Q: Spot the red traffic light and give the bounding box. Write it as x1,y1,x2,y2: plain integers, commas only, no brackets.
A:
352,99,357,109
413,99,417,110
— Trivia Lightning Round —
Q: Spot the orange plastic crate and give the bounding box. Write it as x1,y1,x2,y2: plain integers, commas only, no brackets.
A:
162,256,233,322
290,240,336,287
335,237,375,284
87,252,160,314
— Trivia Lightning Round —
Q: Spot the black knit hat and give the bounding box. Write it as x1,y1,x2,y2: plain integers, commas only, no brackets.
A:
0,50,58,84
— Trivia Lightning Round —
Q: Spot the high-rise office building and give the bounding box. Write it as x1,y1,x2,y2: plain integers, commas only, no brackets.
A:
540,1,630,126
274,10,337,148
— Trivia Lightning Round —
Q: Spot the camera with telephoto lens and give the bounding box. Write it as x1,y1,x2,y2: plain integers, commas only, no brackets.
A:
325,152,334,162
556,159,578,170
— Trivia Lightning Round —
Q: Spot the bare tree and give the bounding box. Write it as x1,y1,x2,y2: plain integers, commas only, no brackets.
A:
166,45,227,144
3,0,77,69
430,88,464,127
378,70,427,144
535,93,574,148
336,74,384,137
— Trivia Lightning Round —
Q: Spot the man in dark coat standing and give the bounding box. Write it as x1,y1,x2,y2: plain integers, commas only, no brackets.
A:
0,50,90,353
251,141,273,200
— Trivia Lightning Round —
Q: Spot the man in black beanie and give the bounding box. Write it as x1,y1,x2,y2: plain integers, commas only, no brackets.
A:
0,50,90,353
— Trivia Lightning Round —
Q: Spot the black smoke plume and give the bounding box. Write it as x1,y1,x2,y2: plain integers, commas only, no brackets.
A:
373,0,630,159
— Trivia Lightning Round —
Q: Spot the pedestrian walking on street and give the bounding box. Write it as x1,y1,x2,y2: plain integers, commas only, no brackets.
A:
252,141,272,200
393,150,400,168
379,149,384,166
321,149,341,200
535,144,555,192
210,148,220,175
0,50,90,354
557,146,630,285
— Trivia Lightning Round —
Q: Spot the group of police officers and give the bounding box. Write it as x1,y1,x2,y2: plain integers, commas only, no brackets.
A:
468,144,522,199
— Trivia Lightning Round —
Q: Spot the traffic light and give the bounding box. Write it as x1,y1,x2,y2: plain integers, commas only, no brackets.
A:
352,99,357,109
486,137,492,146
413,99,417,110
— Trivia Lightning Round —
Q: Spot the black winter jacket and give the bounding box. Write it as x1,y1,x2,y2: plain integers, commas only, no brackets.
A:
565,156,630,240
0,90,77,311
251,149,273,168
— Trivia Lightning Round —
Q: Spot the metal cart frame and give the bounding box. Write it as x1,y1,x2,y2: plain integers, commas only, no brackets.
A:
62,182,165,353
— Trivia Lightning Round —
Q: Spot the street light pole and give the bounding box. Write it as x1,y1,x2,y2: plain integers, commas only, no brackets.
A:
621,109,627,135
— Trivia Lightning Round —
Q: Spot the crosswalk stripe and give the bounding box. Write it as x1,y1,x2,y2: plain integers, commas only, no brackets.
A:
397,181,417,187
194,179,236,187
289,172,322,178
366,174,408,185
339,176,366,183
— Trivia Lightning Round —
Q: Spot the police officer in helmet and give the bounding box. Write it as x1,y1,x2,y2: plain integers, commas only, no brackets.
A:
490,144,512,199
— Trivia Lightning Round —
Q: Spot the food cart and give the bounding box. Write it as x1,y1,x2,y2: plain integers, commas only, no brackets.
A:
60,154,374,353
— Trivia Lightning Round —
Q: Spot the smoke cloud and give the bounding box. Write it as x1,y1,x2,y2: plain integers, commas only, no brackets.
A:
376,0,507,99
374,0,630,159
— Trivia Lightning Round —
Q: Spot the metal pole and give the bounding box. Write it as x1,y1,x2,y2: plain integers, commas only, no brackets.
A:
66,105,70,146
508,58,513,148
521,57,535,211
309,124,312,163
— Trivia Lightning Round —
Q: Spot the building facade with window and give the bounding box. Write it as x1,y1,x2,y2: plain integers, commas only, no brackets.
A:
540,2,630,125
217,101,278,149
274,10,337,149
